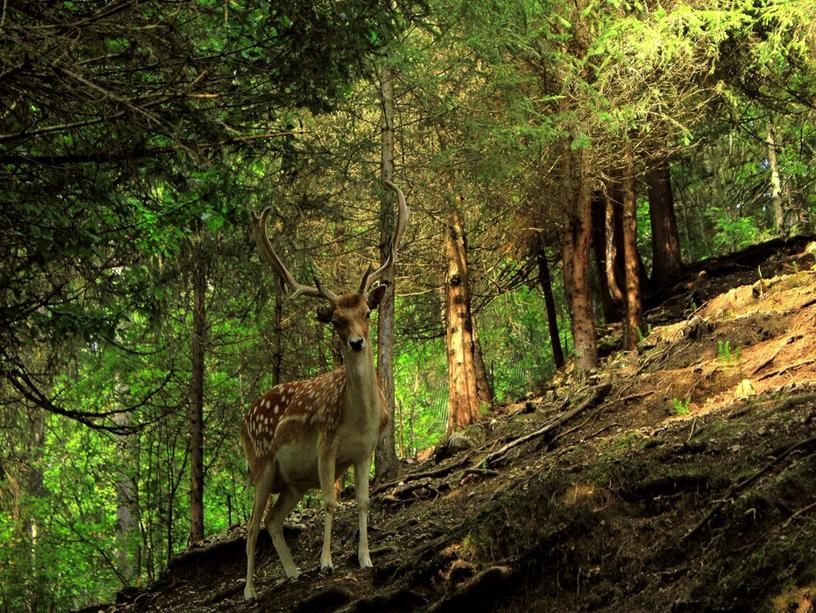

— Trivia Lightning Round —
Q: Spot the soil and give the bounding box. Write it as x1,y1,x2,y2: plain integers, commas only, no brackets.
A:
87,236,816,613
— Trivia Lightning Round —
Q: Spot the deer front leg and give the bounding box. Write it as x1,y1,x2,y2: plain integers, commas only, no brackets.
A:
317,436,338,572
354,456,373,569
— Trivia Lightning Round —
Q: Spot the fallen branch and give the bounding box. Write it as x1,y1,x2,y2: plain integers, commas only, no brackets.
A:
462,467,500,479
481,384,612,468
382,479,438,504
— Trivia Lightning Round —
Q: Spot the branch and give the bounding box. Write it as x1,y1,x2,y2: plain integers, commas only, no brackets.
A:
0,132,304,165
1,363,174,435
481,384,612,468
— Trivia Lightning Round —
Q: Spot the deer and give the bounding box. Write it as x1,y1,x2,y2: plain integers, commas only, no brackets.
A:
241,181,408,602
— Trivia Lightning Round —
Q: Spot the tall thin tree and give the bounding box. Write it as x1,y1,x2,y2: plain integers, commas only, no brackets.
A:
374,61,400,482
445,208,483,432
188,234,207,543
646,157,683,287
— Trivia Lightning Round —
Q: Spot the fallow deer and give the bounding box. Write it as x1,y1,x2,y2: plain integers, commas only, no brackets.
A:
241,181,408,601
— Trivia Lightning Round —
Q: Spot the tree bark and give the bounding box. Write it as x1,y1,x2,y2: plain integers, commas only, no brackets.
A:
562,150,598,374
533,233,565,369
766,122,785,234
24,406,46,609
604,192,625,307
374,61,400,482
591,194,621,322
621,146,643,350
471,325,493,404
114,407,138,585
188,239,206,544
646,158,683,287
445,209,482,433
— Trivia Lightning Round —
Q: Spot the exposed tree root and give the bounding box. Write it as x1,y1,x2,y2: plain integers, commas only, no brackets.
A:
481,384,612,468
682,434,816,544
427,566,514,613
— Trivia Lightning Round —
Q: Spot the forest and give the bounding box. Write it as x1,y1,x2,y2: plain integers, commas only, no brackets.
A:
2,1,816,611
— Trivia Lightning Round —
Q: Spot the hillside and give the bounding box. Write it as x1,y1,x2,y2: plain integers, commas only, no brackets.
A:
91,237,816,613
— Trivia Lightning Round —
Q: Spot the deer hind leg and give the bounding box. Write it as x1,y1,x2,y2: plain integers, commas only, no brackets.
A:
354,457,373,569
264,485,304,579
244,463,275,602
318,439,338,572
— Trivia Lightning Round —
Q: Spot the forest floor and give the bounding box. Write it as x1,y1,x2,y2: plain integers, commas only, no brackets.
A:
91,236,816,613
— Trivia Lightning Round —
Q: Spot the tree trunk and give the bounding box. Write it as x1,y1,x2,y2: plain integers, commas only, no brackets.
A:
562,150,598,374
533,233,565,369
471,325,493,404
604,192,625,308
374,61,400,482
591,195,621,322
24,406,46,609
766,122,785,234
445,209,482,433
646,158,683,287
114,408,138,585
621,146,643,350
188,241,206,544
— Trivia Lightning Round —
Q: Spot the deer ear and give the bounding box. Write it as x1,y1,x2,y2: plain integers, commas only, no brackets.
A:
367,282,390,310
316,306,333,324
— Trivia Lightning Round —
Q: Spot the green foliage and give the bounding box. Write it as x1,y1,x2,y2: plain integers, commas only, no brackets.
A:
671,397,691,416
635,323,653,343
394,337,448,456
717,339,742,364
710,207,774,253
637,198,654,275
478,285,564,403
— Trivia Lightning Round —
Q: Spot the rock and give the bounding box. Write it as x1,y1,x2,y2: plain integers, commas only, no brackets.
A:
448,432,473,452
734,379,757,399
432,432,473,462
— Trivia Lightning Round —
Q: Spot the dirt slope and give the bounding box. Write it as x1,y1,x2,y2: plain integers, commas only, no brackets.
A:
90,236,816,613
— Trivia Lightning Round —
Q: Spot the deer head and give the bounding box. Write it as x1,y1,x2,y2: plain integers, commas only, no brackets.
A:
251,180,408,357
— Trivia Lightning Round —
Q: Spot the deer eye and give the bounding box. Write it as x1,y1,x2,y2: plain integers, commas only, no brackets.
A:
365,311,371,319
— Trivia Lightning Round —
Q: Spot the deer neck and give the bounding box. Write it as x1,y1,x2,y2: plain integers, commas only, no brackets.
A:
342,345,380,418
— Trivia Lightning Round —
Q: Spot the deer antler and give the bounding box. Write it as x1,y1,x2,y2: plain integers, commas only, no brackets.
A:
358,180,409,294
252,208,339,304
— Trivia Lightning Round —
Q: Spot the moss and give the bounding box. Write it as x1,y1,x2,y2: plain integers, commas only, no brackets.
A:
611,430,649,451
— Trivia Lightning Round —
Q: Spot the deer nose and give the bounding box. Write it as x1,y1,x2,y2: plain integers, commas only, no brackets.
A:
348,338,365,352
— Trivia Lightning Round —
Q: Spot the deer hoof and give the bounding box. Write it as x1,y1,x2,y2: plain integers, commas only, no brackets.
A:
320,563,334,574
284,567,301,580
243,585,257,602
